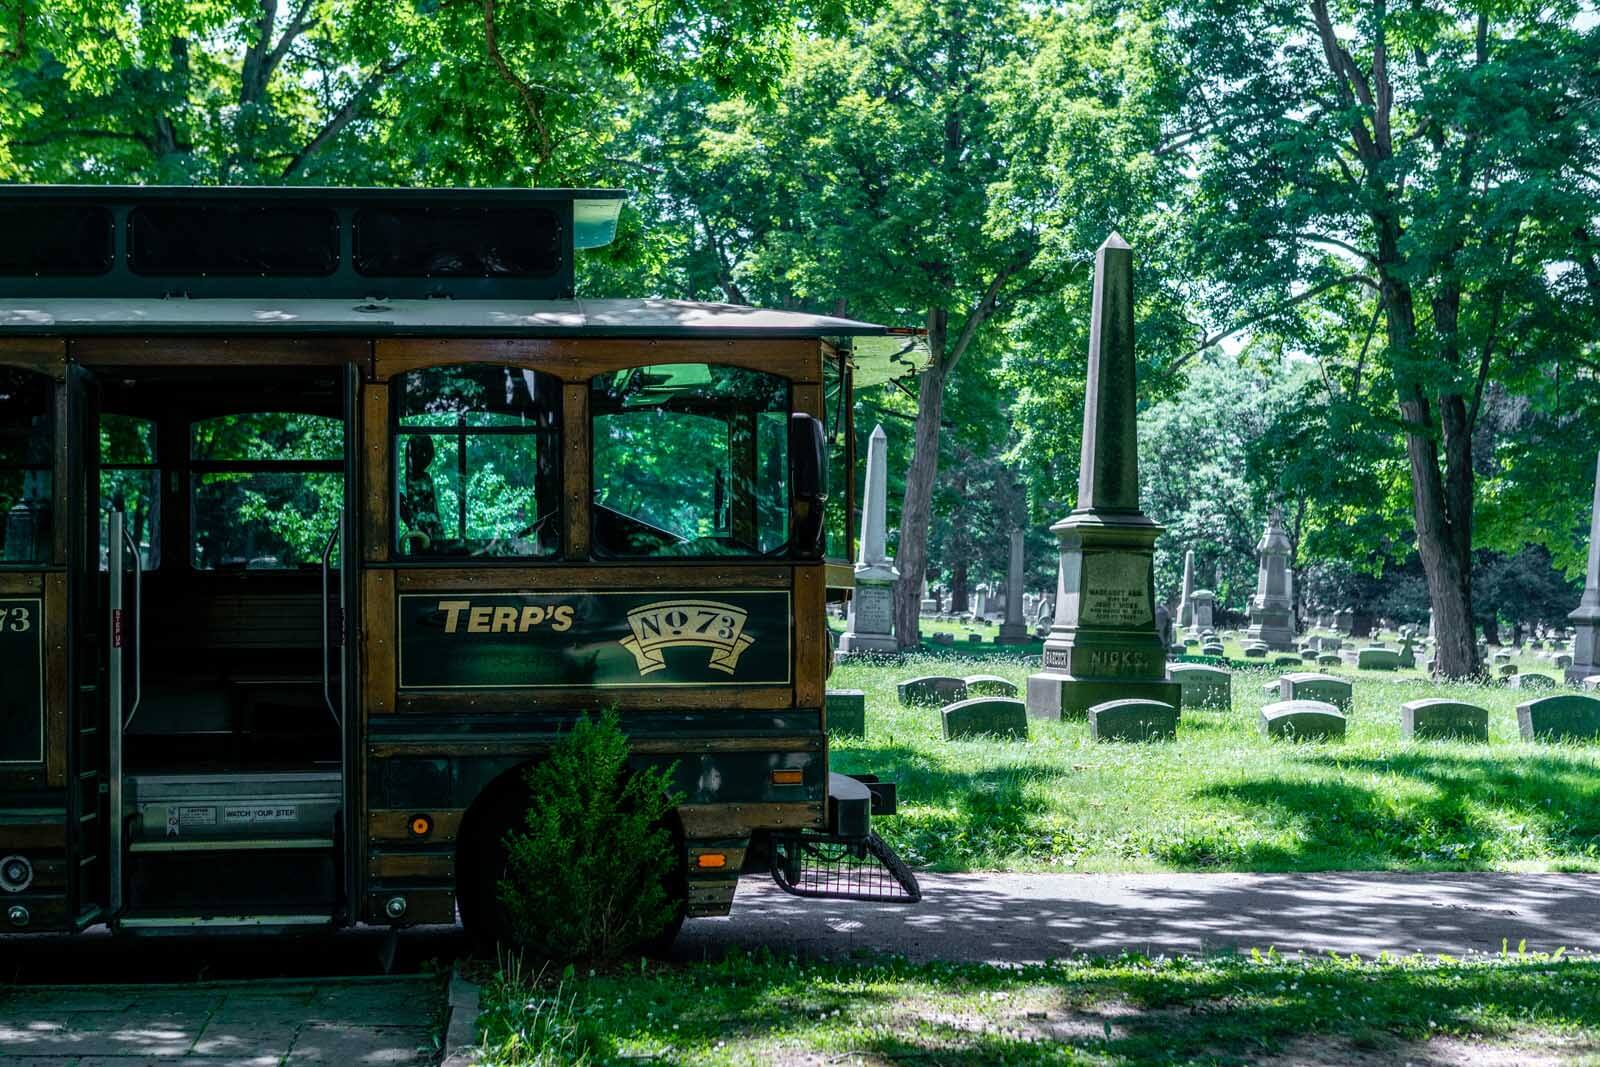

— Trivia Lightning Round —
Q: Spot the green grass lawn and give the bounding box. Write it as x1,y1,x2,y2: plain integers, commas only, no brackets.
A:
475,948,1600,1065
824,629,1600,874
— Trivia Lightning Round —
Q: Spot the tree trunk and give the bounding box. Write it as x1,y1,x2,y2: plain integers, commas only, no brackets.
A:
893,309,948,649
1401,386,1480,678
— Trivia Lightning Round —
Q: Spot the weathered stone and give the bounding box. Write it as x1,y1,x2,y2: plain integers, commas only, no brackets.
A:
996,529,1030,645
1279,672,1353,710
1356,647,1401,671
1262,680,1280,697
1555,653,1574,669
1177,550,1196,628
1300,648,1319,661
1492,649,1513,664
932,632,954,645
942,697,1028,741
1024,235,1179,721
1201,642,1226,657
1317,653,1342,668
1508,672,1556,691
964,674,1019,697
1168,663,1231,709
1400,698,1489,742
897,675,967,706
1088,698,1178,742
826,689,866,738
1245,508,1296,650
1496,662,1518,678
1260,699,1347,741
1572,460,1600,683
1273,655,1303,668
1184,637,1199,648
967,633,982,644
1243,644,1268,659
1517,694,1600,742
837,424,900,657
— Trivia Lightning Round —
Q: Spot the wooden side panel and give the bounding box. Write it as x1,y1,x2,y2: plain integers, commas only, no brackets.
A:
368,808,465,844
0,338,66,376
71,337,367,367
393,686,793,714
362,383,390,563
794,564,825,710
374,338,821,384
792,382,824,419
44,572,67,787
0,573,43,595
562,384,590,560
363,569,396,715
391,565,790,590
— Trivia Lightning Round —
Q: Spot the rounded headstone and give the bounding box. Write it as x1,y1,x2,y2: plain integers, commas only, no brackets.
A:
1496,662,1518,678
941,697,1028,741
897,675,968,706
964,674,1019,698
1508,672,1555,691
1356,647,1401,671
1087,698,1178,742
1260,699,1346,741
1400,698,1488,742
1517,694,1600,742
1243,644,1268,659
1280,672,1353,710
1316,653,1342,668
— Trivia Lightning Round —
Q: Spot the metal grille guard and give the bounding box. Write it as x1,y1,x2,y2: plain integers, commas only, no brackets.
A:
769,830,921,904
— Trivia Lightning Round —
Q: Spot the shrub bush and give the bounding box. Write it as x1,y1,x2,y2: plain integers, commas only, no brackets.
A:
497,710,684,962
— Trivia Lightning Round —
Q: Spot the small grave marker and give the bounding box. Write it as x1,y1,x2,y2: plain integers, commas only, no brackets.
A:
942,697,1029,741
1517,694,1600,742
1508,673,1556,691
1356,647,1401,671
964,674,1019,697
1087,698,1178,742
826,689,866,738
1400,698,1488,742
1168,664,1231,709
1279,672,1353,710
897,675,967,706
1260,699,1346,740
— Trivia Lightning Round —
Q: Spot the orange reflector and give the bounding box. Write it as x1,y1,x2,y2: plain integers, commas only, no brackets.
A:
771,769,804,785
695,852,728,870
409,815,433,838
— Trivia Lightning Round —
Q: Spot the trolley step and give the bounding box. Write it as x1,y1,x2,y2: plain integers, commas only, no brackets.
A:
117,911,333,933
128,837,336,853
124,770,341,844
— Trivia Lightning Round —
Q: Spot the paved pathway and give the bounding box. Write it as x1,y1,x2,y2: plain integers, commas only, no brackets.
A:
0,975,442,1065
675,871,1600,964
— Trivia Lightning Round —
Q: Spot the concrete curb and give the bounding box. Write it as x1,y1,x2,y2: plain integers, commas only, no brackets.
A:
440,965,481,1067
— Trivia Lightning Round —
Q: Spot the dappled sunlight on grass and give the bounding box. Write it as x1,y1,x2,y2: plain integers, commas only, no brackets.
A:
825,646,1600,874
478,948,1600,1066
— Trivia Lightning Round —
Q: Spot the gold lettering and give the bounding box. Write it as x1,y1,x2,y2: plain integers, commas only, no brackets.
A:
518,606,546,631
492,606,518,633
468,607,492,633
552,605,575,633
438,600,471,634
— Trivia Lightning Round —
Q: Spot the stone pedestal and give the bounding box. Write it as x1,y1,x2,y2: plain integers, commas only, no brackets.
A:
996,529,1030,644
1245,508,1296,650
1191,589,1215,631
1569,454,1600,684
1025,234,1179,720
837,424,899,657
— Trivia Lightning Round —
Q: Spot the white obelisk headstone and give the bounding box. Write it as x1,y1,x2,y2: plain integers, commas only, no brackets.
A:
1568,453,1600,683
837,424,899,656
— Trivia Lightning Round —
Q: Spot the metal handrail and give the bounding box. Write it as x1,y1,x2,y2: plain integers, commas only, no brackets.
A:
320,518,342,728
120,525,142,724
107,511,125,915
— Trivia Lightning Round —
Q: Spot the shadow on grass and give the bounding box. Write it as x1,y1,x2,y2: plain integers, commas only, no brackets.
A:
485,951,1600,1067
1190,749,1600,870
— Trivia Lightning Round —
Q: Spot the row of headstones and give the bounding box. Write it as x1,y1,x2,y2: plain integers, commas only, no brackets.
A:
1177,631,1420,672
833,668,1600,744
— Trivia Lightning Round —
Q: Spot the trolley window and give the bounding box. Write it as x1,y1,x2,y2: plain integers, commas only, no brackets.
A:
0,369,52,564
101,414,160,569
394,364,562,559
590,364,790,559
190,412,343,570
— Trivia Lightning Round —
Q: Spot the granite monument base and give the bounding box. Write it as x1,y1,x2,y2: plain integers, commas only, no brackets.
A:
1026,672,1181,720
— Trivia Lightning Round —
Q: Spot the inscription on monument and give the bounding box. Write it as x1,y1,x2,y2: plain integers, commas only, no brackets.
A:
853,585,893,634
1080,553,1152,628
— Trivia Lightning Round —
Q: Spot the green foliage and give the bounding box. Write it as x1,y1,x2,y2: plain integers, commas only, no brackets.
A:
498,711,684,964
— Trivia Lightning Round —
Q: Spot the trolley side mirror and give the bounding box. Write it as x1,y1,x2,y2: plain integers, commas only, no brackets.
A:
790,413,828,560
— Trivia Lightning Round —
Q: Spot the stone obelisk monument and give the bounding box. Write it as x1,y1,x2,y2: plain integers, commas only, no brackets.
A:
837,424,899,656
996,529,1029,644
1176,549,1195,627
1568,453,1600,684
1026,234,1180,719
1245,508,1296,650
